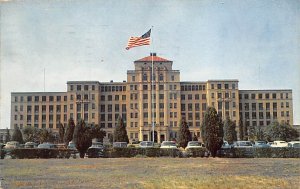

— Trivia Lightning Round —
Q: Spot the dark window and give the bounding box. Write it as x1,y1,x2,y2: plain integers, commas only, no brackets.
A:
27,96,32,102
84,85,89,91
77,85,81,91
49,96,54,101
35,96,39,102
56,96,61,102
217,84,222,89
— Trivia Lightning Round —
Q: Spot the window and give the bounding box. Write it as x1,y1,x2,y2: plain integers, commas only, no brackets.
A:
143,74,147,81
27,105,32,113
188,104,192,111
143,85,148,90
225,84,229,89
202,94,206,99
244,94,249,99
195,103,200,111
232,84,236,89
217,93,222,99
132,76,135,81
286,102,289,108
258,94,262,99
252,103,256,110
115,95,119,101
171,75,174,81
27,96,32,102
211,84,214,89
181,95,185,100
84,85,89,91
251,94,255,99
188,94,192,100
217,84,221,89
202,103,207,111
272,93,276,99
122,95,126,100
211,93,214,99
77,85,81,91
35,96,39,102
92,85,95,90
159,74,163,81
159,103,164,109
84,94,88,100
159,94,164,99
265,93,269,99
218,102,222,110
108,95,112,101
144,112,148,118
273,103,277,110
159,85,164,90
225,93,229,98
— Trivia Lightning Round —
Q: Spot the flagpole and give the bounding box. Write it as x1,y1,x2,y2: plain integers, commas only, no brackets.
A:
151,26,155,143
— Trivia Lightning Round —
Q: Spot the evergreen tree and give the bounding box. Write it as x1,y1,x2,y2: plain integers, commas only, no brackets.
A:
73,120,92,158
113,116,129,143
58,122,65,143
238,119,244,140
64,118,75,146
223,117,237,144
5,128,11,143
201,107,223,157
177,118,191,148
11,126,24,144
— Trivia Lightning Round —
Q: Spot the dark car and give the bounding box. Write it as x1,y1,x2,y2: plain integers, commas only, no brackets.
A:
85,147,104,158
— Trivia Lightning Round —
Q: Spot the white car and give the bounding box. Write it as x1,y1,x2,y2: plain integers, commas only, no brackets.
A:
160,141,177,149
233,141,253,148
4,141,20,149
271,141,288,147
37,142,56,149
186,141,202,149
139,141,154,148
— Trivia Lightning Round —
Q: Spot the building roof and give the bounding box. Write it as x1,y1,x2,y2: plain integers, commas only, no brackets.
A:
135,54,171,62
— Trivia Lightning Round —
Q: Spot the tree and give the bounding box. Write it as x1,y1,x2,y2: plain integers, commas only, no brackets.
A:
177,118,191,148
201,107,223,157
90,124,106,142
37,128,56,143
113,116,129,143
248,124,256,142
223,117,237,144
58,122,65,143
23,125,39,143
255,126,265,141
238,119,244,140
73,120,92,158
192,134,198,141
265,121,299,142
64,118,75,146
11,126,24,144
4,128,11,143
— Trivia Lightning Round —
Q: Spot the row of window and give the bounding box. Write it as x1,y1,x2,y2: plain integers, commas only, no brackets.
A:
181,94,207,100
181,103,207,111
14,95,67,103
242,111,290,120
70,84,96,91
211,83,236,90
244,120,290,127
100,85,126,92
100,95,126,101
181,85,206,91
240,102,290,111
240,92,290,100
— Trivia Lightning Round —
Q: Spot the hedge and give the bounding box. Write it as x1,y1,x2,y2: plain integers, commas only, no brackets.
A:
219,147,300,158
104,147,182,158
2,148,72,159
185,148,208,157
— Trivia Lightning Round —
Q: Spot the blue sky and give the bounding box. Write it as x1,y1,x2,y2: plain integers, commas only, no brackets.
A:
0,0,299,129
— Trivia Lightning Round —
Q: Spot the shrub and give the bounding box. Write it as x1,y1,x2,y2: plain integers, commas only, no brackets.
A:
186,148,208,157
8,148,71,159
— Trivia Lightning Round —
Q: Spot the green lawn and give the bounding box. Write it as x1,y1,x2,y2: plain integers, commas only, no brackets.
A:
0,158,299,189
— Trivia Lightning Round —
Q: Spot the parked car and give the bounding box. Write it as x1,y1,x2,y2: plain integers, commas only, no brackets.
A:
67,141,77,150
160,141,177,149
253,141,270,148
113,142,128,148
222,141,232,149
233,141,253,148
129,140,141,147
271,141,288,147
24,142,38,148
139,141,154,148
85,146,104,158
288,141,300,148
37,142,56,149
4,141,20,149
186,141,202,150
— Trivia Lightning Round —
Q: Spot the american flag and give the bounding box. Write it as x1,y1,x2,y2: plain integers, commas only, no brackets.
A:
126,29,151,50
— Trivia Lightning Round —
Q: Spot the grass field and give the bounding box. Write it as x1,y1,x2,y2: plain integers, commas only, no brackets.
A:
0,158,299,189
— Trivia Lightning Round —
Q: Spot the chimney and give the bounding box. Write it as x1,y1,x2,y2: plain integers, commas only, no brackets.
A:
150,52,156,56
